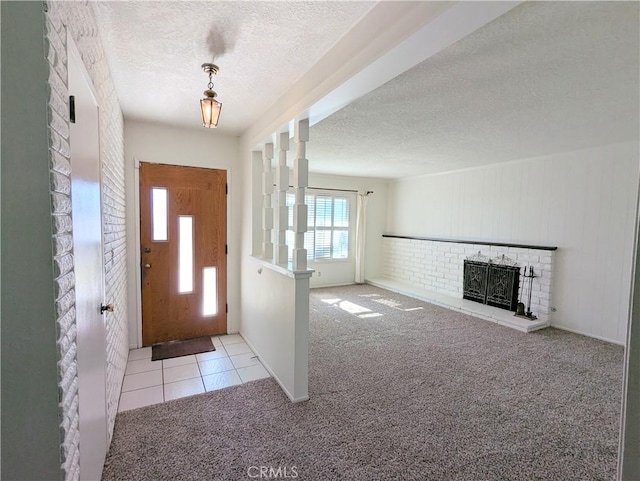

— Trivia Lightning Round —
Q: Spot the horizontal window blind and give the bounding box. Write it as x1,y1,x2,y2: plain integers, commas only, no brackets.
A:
285,192,351,261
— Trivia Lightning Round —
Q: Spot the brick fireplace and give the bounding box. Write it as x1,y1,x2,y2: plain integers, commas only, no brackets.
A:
380,235,556,325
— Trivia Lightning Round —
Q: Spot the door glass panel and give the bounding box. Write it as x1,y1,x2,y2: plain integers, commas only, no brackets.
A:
203,267,218,316
178,216,193,293
151,188,168,241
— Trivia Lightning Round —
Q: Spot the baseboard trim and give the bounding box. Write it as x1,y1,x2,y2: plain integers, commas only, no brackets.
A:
239,331,309,403
310,282,355,289
550,325,625,346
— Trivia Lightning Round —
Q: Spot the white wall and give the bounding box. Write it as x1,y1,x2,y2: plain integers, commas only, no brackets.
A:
307,173,388,288
240,257,309,401
386,141,639,344
123,120,240,346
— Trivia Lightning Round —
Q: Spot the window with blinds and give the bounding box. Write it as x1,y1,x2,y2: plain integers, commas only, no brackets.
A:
285,192,351,261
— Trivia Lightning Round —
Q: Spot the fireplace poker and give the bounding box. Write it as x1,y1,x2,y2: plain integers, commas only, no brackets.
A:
516,266,526,316
525,266,537,319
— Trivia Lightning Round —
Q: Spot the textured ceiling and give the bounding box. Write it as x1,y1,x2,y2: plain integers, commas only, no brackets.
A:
307,1,640,179
94,1,639,179
93,1,375,134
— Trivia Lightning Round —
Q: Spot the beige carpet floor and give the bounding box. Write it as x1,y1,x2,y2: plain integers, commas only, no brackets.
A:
102,284,624,480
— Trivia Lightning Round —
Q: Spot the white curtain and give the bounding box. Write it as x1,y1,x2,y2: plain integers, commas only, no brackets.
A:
355,192,370,284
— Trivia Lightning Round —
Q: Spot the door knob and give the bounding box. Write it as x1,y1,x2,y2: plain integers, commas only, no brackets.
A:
100,303,114,314
144,263,152,269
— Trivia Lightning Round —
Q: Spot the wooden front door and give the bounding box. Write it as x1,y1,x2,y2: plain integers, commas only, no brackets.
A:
140,162,227,345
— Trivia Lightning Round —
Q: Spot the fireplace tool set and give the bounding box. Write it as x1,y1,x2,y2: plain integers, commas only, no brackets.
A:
516,266,537,320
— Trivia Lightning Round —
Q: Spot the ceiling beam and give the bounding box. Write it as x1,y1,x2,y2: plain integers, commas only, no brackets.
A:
241,1,523,149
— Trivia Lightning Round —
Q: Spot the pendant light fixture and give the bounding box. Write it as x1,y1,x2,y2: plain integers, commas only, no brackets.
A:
200,63,222,128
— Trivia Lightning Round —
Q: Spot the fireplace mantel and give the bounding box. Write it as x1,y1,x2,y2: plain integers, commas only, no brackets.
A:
382,234,557,251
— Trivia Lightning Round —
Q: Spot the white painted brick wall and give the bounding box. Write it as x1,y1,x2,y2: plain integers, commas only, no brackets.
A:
45,2,128,479
383,237,555,323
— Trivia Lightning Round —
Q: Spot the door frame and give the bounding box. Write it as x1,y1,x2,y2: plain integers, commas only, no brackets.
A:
133,158,231,347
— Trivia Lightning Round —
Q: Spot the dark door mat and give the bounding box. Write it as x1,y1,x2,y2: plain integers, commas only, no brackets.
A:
152,336,215,361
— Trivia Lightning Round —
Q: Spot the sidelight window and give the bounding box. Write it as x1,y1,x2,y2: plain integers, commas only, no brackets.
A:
178,216,194,293
202,267,218,316
151,187,168,241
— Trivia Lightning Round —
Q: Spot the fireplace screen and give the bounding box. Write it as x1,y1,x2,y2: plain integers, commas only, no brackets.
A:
463,261,489,304
463,260,520,311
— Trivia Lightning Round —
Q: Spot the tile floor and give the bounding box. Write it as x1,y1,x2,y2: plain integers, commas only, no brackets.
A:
118,334,270,412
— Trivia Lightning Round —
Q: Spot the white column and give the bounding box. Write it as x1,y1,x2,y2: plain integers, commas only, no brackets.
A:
293,119,309,271
262,142,274,260
274,133,290,265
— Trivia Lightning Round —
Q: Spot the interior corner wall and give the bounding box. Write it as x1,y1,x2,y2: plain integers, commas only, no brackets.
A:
306,173,389,288
250,150,263,257
123,120,241,345
386,141,639,344
1,2,64,479
621,212,640,477
239,144,258,318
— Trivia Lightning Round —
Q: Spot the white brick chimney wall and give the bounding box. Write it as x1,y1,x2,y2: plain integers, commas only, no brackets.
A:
44,2,128,479
383,237,554,323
